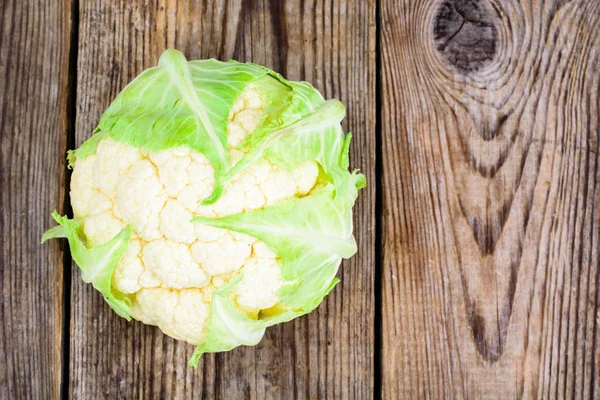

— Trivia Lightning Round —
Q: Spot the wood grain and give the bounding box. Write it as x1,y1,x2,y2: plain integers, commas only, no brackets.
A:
0,0,72,398
72,0,375,398
381,0,600,398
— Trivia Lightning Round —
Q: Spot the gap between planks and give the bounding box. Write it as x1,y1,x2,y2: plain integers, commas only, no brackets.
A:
60,0,79,397
374,0,383,399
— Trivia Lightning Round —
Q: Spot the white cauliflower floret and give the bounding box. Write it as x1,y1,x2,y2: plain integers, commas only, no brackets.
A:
160,199,196,244
227,84,263,148
113,239,145,293
133,288,210,344
114,159,167,241
232,241,283,313
93,139,143,198
259,167,298,205
150,148,192,197
70,84,319,345
293,161,320,195
142,239,209,289
177,154,215,212
70,155,96,220
88,191,114,216
190,231,255,276
83,210,125,247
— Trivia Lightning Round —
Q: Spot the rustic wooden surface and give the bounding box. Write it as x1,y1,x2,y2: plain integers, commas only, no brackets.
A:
2,0,600,398
381,0,600,399
0,0,72,398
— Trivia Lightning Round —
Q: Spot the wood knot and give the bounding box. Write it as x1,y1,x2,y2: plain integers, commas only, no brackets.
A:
433,0,498,72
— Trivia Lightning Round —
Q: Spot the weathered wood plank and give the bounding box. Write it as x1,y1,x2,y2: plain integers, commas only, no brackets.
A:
0,0,72,398
381,0,600,398
72,0,375,398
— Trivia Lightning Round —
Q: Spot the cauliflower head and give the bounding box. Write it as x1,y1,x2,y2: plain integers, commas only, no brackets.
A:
43,49,364,365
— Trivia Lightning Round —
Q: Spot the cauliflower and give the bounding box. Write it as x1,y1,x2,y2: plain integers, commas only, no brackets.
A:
68,86,317,343
43,49,364,365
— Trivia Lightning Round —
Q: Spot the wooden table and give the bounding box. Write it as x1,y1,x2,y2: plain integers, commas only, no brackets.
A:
1,0,598,398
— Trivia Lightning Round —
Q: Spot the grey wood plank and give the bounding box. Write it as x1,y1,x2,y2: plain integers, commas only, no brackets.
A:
381,0,600,398
0,0,72,398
